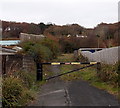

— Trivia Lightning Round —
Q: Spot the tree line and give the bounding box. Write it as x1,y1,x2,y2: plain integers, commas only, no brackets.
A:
2,21,119,53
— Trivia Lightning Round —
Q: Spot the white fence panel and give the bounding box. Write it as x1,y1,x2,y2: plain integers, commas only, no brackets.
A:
79,46,119,64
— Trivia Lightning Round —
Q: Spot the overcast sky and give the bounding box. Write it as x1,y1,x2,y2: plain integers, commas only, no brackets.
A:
0,0,119,28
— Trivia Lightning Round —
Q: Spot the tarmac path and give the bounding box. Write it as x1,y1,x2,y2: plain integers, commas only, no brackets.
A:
30,65,119,107
67,80,119,106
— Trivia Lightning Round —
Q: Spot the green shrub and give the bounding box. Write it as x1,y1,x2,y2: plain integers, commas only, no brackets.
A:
59,39,75,53
29,44,52,62
21,41,35,52
2,76,33,107
59,37,80,53
20,39,59,62
75,53,89,62
118,61,120,87
99,63,118,87
40,38,60,59
13,70,36,89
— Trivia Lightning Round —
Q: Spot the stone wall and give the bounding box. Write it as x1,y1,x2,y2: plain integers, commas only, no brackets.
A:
2,54,36,75
23,54,36,72
5,54,23,74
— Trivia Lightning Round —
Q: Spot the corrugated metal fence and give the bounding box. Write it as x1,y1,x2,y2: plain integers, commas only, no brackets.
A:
79,46,120,64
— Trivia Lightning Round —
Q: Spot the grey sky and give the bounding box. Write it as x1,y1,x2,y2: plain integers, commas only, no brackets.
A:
0,0,119,28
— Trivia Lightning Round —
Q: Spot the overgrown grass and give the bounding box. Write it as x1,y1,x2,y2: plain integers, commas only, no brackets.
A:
2,76,34,107
78,65,118,96
53,54,81,81
56,53,119,98
0,76,2,106
43,65,55,80
53,53,75,62
2,67,47,107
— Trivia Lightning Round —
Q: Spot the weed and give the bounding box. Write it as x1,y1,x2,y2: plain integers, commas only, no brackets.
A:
2,76,34,107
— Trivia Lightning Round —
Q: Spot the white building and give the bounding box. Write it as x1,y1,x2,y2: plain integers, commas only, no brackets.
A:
20,33,45,42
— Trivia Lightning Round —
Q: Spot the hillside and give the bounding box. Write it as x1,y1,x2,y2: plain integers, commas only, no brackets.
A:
1,20,119,48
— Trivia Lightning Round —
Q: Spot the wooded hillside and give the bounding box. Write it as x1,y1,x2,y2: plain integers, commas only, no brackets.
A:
2,21,119,49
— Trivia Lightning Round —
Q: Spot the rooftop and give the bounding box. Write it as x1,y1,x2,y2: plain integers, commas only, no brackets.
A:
0,40,20,46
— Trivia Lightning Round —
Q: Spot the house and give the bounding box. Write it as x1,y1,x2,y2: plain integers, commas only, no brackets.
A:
20,33,45,42
0,40,20,47
76,35,88,38
67,34,71,37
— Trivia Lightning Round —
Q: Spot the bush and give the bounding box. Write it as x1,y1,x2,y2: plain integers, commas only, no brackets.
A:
13,70,36,89
21,41,35,52
40,38,60,59
20,39,60,62
2,76,33,107
59,37,79,53
99,63,119,87
75,52,89,62
30,44,53,62
21,42,52,62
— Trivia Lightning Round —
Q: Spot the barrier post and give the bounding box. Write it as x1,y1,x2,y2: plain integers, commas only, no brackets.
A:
36,63,43,81
97,62,101,77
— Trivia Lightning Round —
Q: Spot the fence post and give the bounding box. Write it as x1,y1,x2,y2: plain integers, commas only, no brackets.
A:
2,55,6,74
97,62,101,77
36,63,43,81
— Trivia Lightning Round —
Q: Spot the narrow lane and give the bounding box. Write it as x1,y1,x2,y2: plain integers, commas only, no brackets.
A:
67,80,119,106
30,65,68,106
30,65,119,107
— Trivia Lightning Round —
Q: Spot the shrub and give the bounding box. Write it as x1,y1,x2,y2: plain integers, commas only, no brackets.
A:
75,52,89,62
99,63,118,87
29,44,52,62
21,41,52,62
20,39,59,62
13,70,36,89
40,38,60,59
2,76,33,107
59,37,79,53
20,41,35,52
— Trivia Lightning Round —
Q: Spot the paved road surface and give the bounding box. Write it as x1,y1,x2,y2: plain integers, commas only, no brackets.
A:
30,65,68,106
30,65,119,107
67,80,119,106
